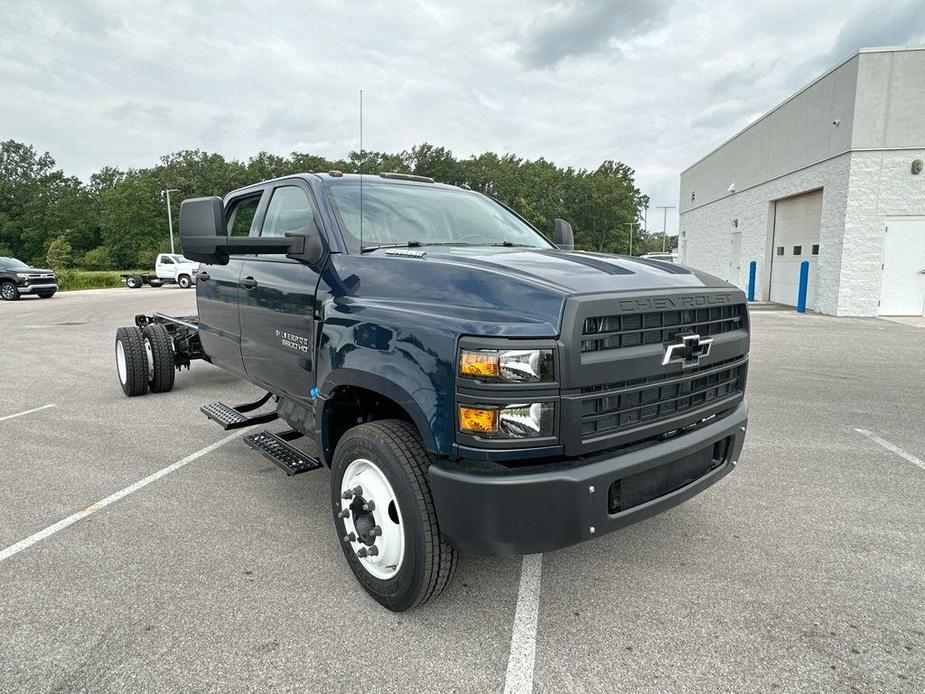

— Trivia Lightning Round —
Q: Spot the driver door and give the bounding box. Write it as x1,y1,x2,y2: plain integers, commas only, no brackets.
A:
156,254,176,279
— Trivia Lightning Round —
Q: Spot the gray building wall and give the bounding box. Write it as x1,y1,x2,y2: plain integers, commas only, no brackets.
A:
679,47,925,316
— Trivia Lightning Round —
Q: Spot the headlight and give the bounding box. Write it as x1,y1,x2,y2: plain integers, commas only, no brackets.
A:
459,348,554,383
16,273,30,278
458,403,555,439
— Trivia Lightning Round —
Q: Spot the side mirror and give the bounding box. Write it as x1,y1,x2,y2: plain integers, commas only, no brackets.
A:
553,218,574,251
179,196,318,266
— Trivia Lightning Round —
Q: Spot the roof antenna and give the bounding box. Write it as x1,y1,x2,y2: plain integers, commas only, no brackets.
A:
359,88,364,252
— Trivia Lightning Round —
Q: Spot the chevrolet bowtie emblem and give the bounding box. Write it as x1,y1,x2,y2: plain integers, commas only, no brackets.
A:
662,333,713,368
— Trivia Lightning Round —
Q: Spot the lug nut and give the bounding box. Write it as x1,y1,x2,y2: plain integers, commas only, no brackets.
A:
367,546,379,556
337,509,350,519
341,490,353,500
362,500,376,512
352,486,363,496
357,548,368,558
370,526,382,537
343,532,356,543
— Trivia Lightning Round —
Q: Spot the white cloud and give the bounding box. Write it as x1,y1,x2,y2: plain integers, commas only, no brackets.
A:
2,0,924,236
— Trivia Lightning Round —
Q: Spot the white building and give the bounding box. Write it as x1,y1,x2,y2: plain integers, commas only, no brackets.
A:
679,47,925,316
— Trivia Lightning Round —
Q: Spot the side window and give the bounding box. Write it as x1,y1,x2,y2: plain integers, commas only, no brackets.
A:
161,256,174,264
227,195,262,237
793,245,802,256
261,186,315,238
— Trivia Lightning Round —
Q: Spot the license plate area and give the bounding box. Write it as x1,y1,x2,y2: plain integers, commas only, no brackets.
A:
607,437,732,514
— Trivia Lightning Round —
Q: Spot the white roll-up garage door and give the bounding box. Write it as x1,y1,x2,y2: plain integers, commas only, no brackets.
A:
769,190,822,309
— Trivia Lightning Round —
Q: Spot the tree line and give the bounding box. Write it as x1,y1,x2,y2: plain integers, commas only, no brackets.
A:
0,139,671,270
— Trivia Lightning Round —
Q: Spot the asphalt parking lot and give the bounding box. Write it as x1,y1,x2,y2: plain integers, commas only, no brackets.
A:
1,288,923,693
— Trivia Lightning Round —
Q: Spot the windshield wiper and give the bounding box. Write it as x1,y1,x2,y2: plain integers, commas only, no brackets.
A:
361,241,489,253
360,241,422,254
486,241,535,248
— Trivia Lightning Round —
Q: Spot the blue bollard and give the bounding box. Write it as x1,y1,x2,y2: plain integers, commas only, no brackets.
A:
796,260,809,313
747,260,757,302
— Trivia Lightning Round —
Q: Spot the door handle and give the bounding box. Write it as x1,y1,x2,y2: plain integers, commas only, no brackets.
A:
240,277,259,289
197,271,210,282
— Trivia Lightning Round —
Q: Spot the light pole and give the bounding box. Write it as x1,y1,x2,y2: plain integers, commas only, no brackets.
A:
655,205,676,252
621,222,638,256
162,189,180,254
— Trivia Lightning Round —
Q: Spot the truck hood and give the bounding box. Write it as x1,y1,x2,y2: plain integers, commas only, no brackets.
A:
418,246,725,294
326,247,734,339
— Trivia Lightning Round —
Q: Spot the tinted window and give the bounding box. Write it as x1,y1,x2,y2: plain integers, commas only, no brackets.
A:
776,247,784,256
0,257,29,270
811,244,819,255
160,256,175,264
793,245,802,255
261,186,315,238
325,181,553,252
227,195,261,237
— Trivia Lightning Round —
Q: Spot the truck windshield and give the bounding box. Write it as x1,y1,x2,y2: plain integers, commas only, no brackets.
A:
324,181,554,252
0,257,29,270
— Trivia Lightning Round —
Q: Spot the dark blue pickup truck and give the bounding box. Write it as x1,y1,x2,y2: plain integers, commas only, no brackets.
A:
115,172,749,611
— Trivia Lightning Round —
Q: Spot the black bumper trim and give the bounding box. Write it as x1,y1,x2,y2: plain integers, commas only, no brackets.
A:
429,400,747,555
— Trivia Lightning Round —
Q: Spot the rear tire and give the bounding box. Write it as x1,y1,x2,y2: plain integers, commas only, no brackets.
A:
126,275,142,289
142,323,175,393
177,274,192,288
1,281,20,301
115,326,148,396
331,419,458,612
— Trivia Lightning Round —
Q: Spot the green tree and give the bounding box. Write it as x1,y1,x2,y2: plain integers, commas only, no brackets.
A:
46,235,73,268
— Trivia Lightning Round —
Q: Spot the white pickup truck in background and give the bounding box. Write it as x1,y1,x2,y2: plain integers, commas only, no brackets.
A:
123,254,200,289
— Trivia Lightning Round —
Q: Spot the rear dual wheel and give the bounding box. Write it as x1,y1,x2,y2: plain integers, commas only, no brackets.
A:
114,324,175,396
331,420,458,612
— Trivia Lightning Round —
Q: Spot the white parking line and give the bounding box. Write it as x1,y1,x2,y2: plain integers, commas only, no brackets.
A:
854,428,925,472
0,403,56,423
504,553,543,694
0,431,240,564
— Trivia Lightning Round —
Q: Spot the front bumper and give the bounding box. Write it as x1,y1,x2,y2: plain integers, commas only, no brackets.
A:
429,401,747,555
18,282,58,294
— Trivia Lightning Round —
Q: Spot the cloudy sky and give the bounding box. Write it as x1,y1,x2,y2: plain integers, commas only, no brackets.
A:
3,0,925,235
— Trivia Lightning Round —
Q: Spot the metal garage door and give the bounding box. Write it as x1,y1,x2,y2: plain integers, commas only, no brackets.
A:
769,190,822,308
879,218,925,316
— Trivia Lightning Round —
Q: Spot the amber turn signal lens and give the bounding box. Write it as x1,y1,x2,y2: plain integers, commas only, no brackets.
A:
458,406,499,434
459,351,500,378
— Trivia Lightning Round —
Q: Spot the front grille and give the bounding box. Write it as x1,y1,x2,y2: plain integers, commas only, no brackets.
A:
581,303,745,353
27,276,55,286
579,359,745,439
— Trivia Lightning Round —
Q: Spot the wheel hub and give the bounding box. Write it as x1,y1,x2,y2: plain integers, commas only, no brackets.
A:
339,458,404,579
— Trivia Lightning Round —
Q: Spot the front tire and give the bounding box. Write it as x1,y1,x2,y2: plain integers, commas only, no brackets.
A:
115,326,148,396
331,420,458,612
177,274,192,288
1,281,20,301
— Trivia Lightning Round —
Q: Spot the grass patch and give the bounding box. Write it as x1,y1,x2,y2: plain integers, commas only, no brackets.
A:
56,269,145,291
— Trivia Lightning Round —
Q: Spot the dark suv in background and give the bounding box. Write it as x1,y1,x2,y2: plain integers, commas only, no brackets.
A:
0,257,57,300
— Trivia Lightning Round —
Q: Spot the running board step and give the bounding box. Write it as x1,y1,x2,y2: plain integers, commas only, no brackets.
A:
200,392,277,430
243,429,322,476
